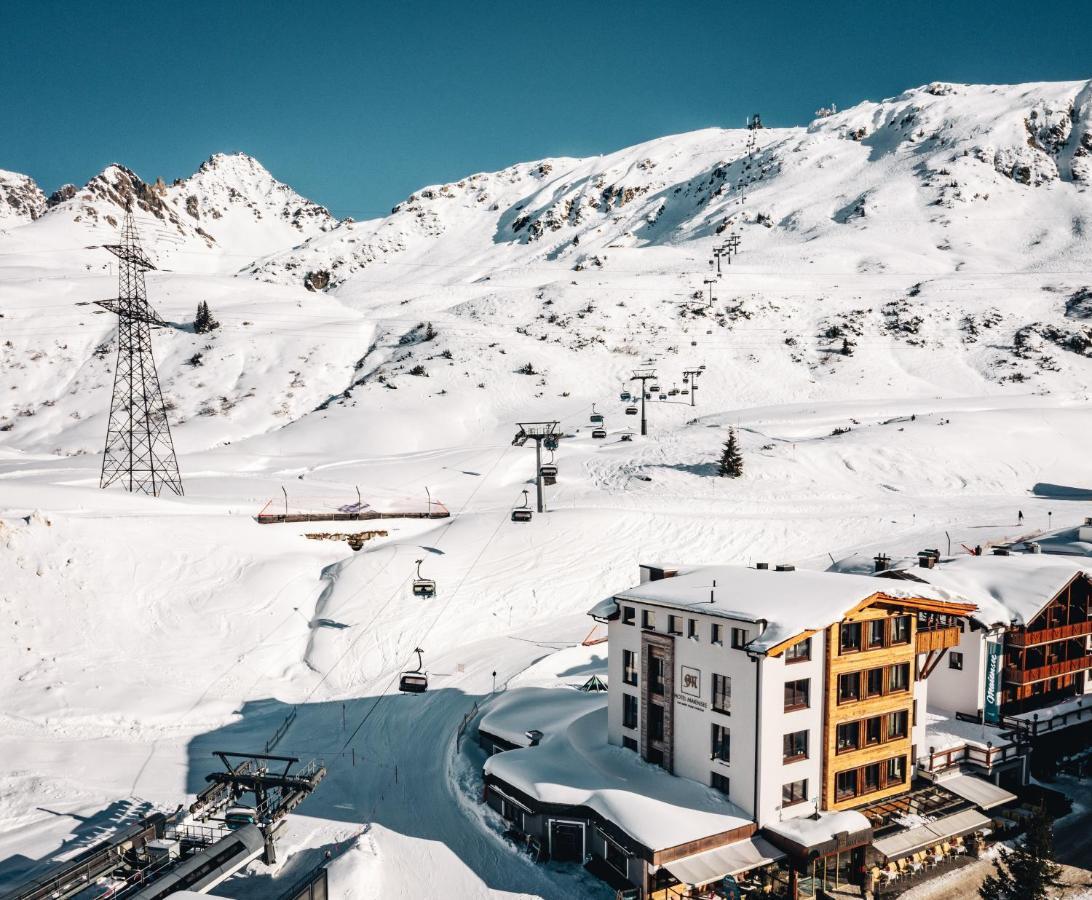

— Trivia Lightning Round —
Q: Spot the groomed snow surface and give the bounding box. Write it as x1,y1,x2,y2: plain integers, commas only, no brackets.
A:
3,78,1092,897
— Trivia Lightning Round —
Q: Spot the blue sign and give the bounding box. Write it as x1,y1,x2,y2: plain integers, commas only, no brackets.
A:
983,639,1003,725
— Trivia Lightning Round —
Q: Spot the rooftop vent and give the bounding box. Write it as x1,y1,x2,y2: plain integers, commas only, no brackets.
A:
756,562,769,570
1027,541,1042,554
775,564,796,572
525,729,544,747
918,553,936,569
873,554,891,572
992,548,1010,556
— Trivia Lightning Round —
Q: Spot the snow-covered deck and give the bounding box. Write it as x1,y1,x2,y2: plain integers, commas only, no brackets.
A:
763,809,872,854
483,703,753,853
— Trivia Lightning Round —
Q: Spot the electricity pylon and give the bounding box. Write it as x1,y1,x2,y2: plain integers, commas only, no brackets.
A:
94,208,183,497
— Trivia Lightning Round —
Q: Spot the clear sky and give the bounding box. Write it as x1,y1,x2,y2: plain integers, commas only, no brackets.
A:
3,0,1090,219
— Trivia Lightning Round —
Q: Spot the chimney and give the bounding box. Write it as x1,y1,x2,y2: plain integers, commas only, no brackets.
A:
873,554,890,572
756,562,769,570
775,564,796,572
918,553,936,569
1028,541,1042,554
525,729,543,747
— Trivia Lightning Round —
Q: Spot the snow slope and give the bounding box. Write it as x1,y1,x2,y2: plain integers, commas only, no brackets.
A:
2,78,1092,898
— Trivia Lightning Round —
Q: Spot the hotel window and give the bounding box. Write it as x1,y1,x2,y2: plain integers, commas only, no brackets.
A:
785,678,810,711
838,671,861,703
949,651,963,670
731,627,749,649
622,694,638,729
887,755,907,785
622,649,638,686
712,673,732,714
836,721,860,753
863,763,881,794
865,716,882,746
622,605,635,625
711,723,731,762
688,618,698,640
889,662,911,692
650,654,666,695
886,710,909,740
623,736,638,752
784,637,811,663
865,667,884,697
711,771,731,795
711,623,723,645
783,778,808,807
891,615,911,645
868,619,886,648
641,609,655,630
835,769,858,801
649,702,665,741
783,730,808,762
840,622,862,653
668,615,682,636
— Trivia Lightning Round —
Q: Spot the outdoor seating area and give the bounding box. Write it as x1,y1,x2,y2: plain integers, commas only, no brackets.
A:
870,833,981,896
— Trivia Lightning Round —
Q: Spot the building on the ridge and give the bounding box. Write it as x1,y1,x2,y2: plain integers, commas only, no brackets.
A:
876,549,1092,773
480,562,998,899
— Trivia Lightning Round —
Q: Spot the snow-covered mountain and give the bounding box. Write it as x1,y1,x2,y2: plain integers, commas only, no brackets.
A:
0,170,46,224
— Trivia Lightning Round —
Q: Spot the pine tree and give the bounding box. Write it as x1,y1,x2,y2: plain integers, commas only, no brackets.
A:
979,808,1061,900
718,427,743,478
194,301,220,334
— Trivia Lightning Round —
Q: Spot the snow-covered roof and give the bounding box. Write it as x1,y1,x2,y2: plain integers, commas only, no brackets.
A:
880,553,1087,626
590,564,954,651
484,704,753,852
764,809,871,850
479,686,607,747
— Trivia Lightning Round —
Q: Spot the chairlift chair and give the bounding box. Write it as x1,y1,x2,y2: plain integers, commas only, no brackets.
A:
649,383,660,392
411,559,436,598
620,391,632,402
511,490,533,522
590,403,604,425
658,393,666,400
681,389,690,395
540,464,558,478
399,647,428,693
592,428,607,439
543,435,559,451
625,405,638,415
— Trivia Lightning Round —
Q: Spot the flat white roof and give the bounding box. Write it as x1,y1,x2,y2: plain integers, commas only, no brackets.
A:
484,704,753,852
591,564,948,651
479,686,607,747
882,553,1087,626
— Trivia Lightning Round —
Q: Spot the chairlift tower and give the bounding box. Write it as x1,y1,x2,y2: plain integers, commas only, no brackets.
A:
703,278,717,307
711,244,729,276
630,369,658,436
512,421,560,513
682,368,704,407
93,207,183,497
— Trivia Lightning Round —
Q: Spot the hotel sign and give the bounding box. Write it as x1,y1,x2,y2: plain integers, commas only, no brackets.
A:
983,639,1003,725
675,666,708,712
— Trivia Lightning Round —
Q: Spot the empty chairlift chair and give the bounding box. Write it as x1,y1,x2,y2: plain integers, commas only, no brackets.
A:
512,489,533,522
589,403,604,425
620,391,632,402
540,453,558,486
592,428,607,439
412,559,436,598
399,647,428,693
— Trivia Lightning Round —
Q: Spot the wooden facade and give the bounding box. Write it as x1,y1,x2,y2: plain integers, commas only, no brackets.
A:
1001,572,1092,715
822,604,917,811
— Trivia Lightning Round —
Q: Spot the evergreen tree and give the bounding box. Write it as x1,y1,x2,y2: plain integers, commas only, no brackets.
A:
194,301,220,334
718,427,743,478
979,808,1061,900
841,337,854,356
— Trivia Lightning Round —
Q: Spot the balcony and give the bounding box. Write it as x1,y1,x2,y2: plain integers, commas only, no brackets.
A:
1006,619,1092,648
1003,654,1092,686
915,625,962,654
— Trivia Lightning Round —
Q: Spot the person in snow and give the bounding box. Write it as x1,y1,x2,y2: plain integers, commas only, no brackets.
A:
1018,510,1024,524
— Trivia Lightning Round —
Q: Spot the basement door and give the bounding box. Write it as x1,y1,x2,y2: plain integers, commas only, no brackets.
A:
548,820,585,862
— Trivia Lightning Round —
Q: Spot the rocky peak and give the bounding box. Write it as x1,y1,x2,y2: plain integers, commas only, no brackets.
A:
0,170,47,223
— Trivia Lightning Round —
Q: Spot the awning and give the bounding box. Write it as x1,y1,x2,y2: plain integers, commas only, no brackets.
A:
665,836,786,887
938,774,1016,810
873,809,991,861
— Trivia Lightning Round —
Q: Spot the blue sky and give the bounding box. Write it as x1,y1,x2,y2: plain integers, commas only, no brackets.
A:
3,0,1090,218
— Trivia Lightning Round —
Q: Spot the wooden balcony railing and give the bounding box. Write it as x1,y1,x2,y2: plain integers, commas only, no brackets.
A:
919,740,1020,775
1004,655,1092,685
1007,619,1092,647
915,625,962,654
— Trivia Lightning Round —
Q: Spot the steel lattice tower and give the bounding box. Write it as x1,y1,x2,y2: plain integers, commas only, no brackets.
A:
95,208,184,497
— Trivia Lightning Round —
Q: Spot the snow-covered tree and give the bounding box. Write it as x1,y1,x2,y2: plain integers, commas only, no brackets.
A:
979,808,1061,900
718,428,743,478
